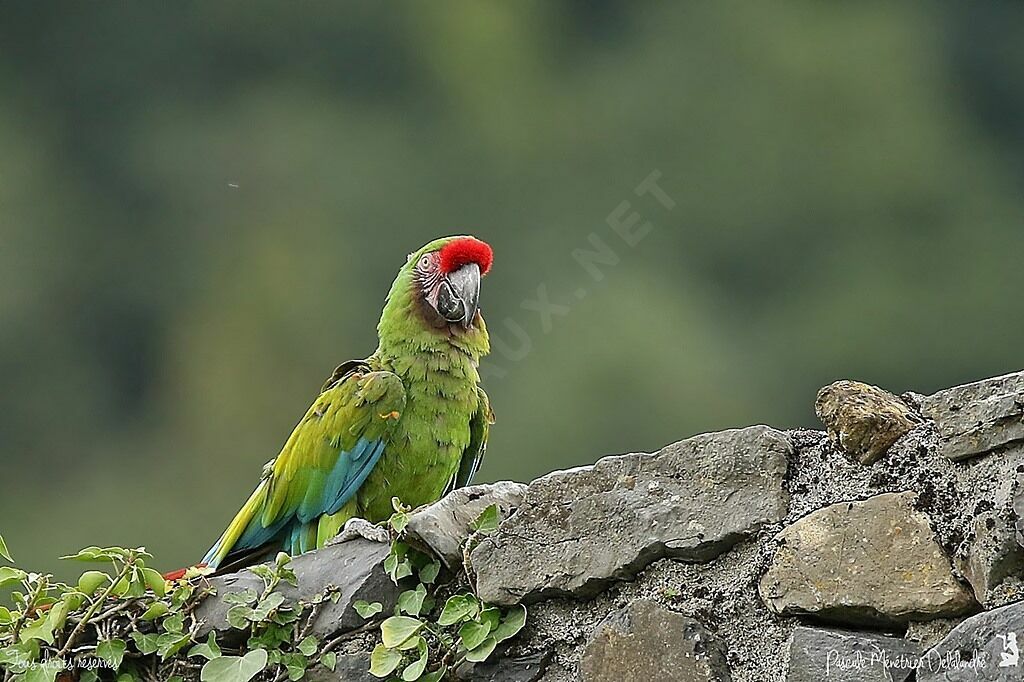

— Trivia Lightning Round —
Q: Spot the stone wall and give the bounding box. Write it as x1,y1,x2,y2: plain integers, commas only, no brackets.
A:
200,370,1024,681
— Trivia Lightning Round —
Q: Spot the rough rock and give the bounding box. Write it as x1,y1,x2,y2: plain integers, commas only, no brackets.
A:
815,380,920,464
760,492,975,626
406,481,527,568
1015,469,1024,550
918,599,1024,681
920,370,1024,461
786,626,921,682
906,618,963,650
457,651,552,682
472,426,791,605
184,369,1024,682
579,600,731,682
304,654,376,682
961,466,1024,607
195,537,397,640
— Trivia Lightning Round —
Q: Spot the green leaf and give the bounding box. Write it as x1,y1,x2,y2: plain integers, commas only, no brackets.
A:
156,631,192,660
397,634,424,652
0,606,13,626
249,592,286,621
141,601,170,621
319,651,337,671
0,533,12,562
297,635,319,656
226,605,254,629
380,616,423,648
437,594,478,626
60,546,118,563
77,570,108,596
492,605,527,643
189,632,222,661
223,588,259,607
420,668,447,682
470,504,501,535
163,612,185,634
397,584,427,617
19,615,55,645
200,648,269,682
142,567,168,597
464,636,497,663
130,631,160,655
272,605,300,625
0,644,32,670
21,664,57,682
418,560,440,585
80,672,100,682
479,607,501,631
0,566,26,589
353,600,383,619
459,620,492,651
401,638,428,681
278,652,309,681
390,511,410,534
110,576,131,597
369,644,402,678
96,638,127,669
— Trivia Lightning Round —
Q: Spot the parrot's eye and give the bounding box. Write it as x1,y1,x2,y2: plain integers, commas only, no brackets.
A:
418,254,433,269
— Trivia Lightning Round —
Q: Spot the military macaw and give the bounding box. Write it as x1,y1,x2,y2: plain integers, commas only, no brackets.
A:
196,236,494,572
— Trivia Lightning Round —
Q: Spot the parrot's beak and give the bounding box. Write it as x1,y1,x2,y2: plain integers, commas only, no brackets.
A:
438,263,481,328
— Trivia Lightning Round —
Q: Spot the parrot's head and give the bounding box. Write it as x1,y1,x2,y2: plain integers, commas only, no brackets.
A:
378,236,493,362
402,235,493,331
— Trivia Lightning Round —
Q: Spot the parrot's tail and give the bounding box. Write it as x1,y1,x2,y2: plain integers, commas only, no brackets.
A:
201,477,283,570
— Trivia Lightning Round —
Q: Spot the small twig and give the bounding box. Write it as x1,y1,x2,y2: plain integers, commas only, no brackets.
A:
56,558,135,659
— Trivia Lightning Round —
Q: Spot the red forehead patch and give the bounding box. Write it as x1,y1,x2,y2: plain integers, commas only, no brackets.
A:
439,237,493,275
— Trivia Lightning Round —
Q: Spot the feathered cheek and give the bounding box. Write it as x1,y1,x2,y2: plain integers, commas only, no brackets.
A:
422,282,441,310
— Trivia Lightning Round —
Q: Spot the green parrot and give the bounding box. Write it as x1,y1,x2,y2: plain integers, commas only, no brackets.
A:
198,236,494,571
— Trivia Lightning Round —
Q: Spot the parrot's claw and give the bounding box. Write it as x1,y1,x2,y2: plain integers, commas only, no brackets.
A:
328,518,390,546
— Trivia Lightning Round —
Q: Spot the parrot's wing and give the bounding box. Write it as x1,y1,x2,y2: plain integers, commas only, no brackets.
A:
202,364,406,569
449,386,493,492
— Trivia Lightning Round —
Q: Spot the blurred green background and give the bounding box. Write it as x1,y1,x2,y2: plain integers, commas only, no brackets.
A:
2,2,1023,577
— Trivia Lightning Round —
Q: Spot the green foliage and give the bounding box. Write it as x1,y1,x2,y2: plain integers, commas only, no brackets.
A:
0,537,287,681
0,542,212,680
361,503,527,681
200,649,268,682
0,503,526,681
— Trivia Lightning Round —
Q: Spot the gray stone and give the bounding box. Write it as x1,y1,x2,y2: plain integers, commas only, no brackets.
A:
195,537,398,640
907,619,963,650
1015,469,1024,550
918,599,1024,681
786,626,922,682
406,481,527,569
962,469,1024,607
579,600,731,682
457,651,552,682
760,492,975,627
920,371,1024,461
815,380,920,464
304,653,376,682
472,426,791,605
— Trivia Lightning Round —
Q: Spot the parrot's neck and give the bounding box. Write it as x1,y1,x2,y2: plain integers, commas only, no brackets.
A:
373,271,490,382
